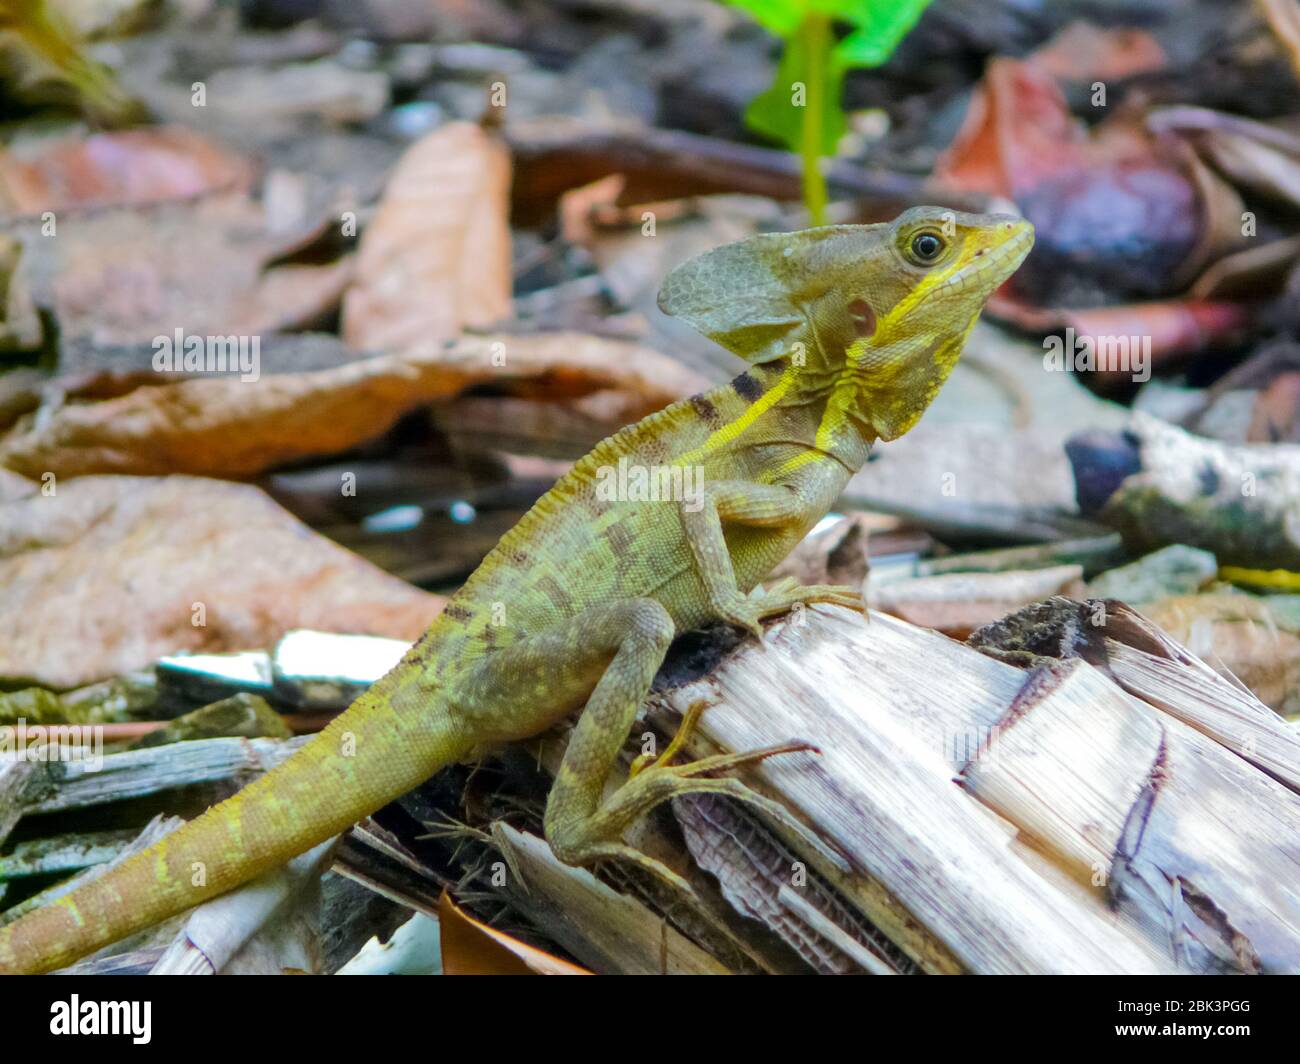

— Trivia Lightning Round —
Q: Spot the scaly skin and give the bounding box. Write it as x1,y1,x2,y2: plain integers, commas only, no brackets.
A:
0,207,1033,973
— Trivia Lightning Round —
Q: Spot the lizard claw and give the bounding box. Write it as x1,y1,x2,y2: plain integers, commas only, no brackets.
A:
714,595,766,641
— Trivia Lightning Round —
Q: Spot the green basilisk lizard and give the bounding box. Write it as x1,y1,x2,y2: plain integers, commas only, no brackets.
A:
0,207,1032,973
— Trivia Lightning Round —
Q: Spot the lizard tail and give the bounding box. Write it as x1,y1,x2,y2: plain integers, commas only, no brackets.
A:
0,651,468,974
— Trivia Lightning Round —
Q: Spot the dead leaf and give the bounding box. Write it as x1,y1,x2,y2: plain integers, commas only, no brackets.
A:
932,59,1075,201
0,126,254,218
1189,235,1300,300
438,891,589,975
13,193,349,344
1028,21,1167,83
1260,0,1300,82
558,172,626,247
1250,371,1300,442
768,513,879,588
1143,593,1300,715
0,473,443,688
1150,106,1300,210
986,295,1251,384
342,122,512,353
0,332,705,478
933,59,1243,306
235,258,355,334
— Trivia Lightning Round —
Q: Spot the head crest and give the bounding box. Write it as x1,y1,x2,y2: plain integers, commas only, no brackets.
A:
657,227,871,364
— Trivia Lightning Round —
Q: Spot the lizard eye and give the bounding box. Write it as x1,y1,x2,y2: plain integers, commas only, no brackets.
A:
908,230,945,264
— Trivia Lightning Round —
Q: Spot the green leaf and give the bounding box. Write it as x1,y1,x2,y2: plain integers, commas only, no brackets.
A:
722,0,806,36
833,0,935,70
743,21,847,156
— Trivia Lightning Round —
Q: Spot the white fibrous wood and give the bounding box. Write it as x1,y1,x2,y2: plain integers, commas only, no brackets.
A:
649,606,1298,974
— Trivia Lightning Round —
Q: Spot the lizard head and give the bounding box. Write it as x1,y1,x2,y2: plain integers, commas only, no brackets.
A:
658,206,1034,441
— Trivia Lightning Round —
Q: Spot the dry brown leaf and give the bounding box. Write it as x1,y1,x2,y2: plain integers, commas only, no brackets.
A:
557,172,642,248
985,294,1251,382
1028,21,1167,82
438,891,589,976
0,126,254,218
1260,0,1300,82
342,122,512,353
1143,593,1300,716
235,258,356,334
0,473,443,688
768,512,882,589
14,193,348,344
0,332,705,478
1151,106,1300,210
1190,235,1300,300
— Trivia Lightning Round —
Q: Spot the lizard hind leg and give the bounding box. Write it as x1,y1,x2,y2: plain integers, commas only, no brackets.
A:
456,597,816,890
449,596,689,884
548,676,818,893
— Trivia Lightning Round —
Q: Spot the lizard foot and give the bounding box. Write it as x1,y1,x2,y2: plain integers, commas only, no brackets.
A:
711,580,864,642
750,576,866,617
548,714,818,889
712,592,767,641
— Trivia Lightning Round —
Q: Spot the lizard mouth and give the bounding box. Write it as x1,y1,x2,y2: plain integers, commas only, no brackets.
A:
933,220,1035,300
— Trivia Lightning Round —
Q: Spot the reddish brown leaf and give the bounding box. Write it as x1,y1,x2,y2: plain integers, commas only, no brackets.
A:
0,332,705,479
0,126,254,218
1028,22,1167,83
986,294,1252,384
0,474,443,688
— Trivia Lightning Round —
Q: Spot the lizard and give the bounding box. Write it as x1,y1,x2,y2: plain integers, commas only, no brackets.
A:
0,206,1033,974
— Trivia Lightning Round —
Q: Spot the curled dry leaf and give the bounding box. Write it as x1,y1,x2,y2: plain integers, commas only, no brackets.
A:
1189,235,1300,301
1150,106,1300,211
0,332,706,478
342,122,512,353
0,473,444,689
0,126,254,219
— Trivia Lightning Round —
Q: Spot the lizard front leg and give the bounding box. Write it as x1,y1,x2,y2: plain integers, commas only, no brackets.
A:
448,599,813,890
682,480,865,637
